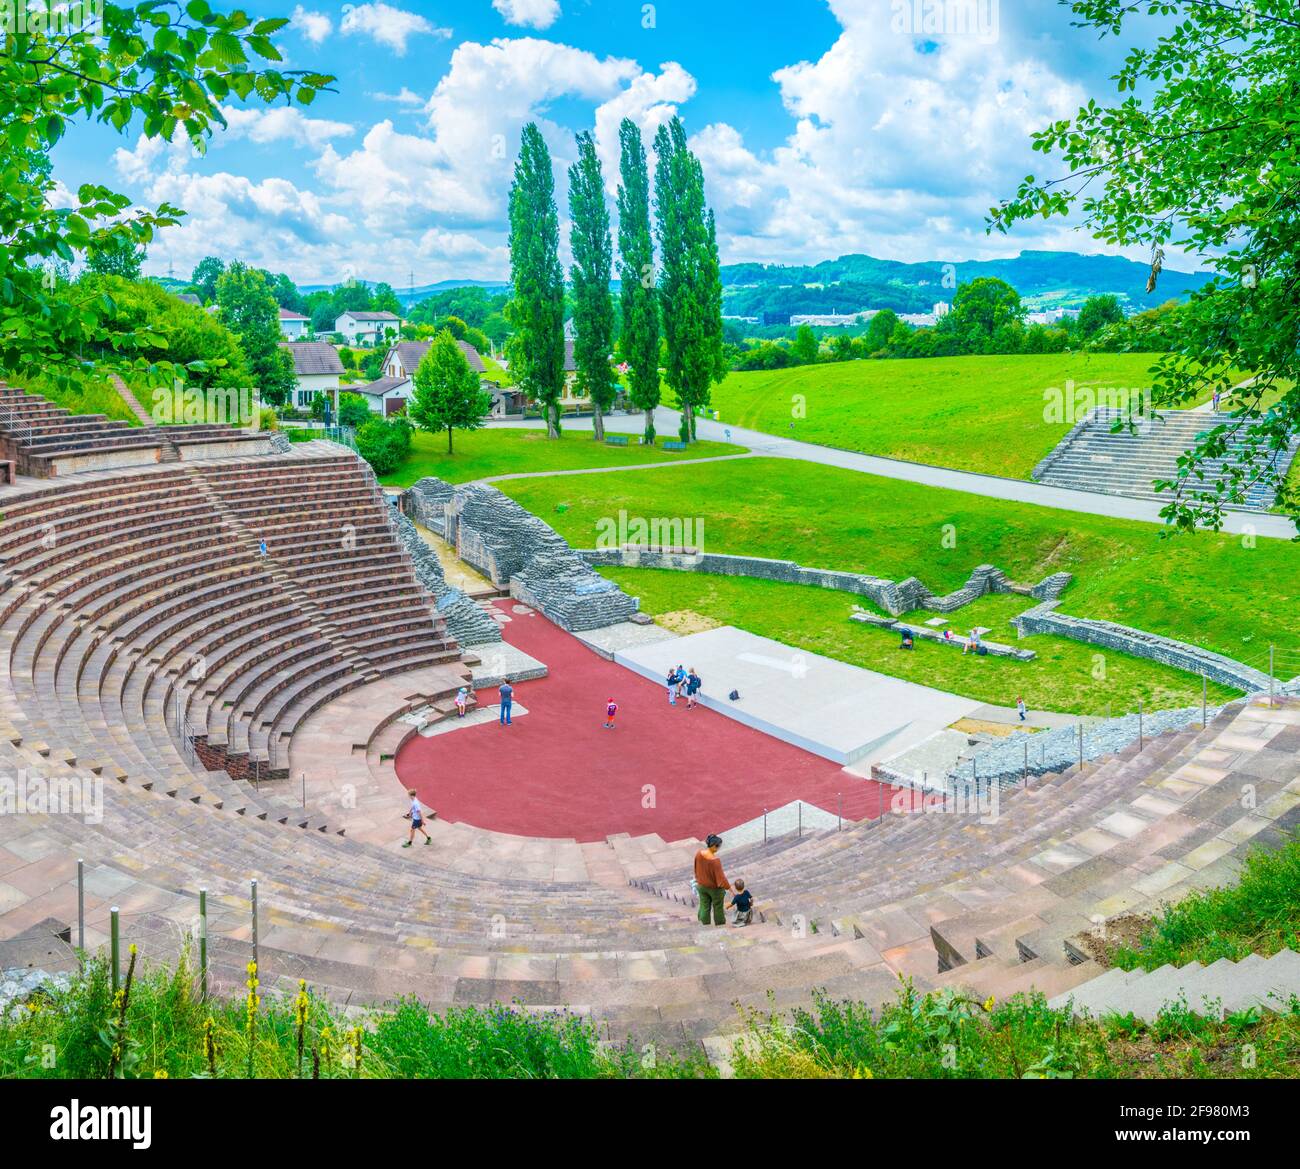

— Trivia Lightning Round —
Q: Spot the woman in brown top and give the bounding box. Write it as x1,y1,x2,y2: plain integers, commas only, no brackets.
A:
694,834,731,926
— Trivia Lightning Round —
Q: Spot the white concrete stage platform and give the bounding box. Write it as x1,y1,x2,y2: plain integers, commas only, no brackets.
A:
613,625,982,766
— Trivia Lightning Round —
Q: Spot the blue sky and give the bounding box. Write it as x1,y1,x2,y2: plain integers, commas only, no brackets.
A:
52,1,1177,286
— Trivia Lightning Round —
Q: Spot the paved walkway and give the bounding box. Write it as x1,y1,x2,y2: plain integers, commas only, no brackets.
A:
486,408,1298,541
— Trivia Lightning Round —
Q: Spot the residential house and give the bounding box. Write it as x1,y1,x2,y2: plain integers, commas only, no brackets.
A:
280,342,343,410
354,337,503,416
279,307,310,341
334,310,403,347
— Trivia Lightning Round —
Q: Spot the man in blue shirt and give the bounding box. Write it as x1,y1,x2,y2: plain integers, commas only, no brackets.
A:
499,679,513,725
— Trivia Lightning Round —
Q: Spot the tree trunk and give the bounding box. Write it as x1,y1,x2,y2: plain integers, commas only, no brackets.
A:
643,408,656,445
547,401,560,439
447,426,454,454
592,405,605,442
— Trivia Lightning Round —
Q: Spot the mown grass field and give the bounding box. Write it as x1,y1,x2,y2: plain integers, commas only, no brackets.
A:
502,458,1300,683
710,353,1175,477
378,427,746,487
598,568,1240,714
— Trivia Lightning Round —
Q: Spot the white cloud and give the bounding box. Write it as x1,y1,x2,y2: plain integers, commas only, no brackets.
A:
340,3,451,56
290,5,332,44
492,0,561,30
369,87,427,106
219,106,354,150
687,0,1096,264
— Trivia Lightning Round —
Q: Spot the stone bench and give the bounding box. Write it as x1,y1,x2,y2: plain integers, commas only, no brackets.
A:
850,612,1036,660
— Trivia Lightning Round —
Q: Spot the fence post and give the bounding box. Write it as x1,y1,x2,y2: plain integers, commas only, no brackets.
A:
250,878,259,974
110,907,120,994
1269,645,1275,707
301,772,306,809
1077,722,1084,773
199,888,208,1004
77,857,85,958
798,800,802,839
1023,739,1029,787
1202,674,1208,729
1138,700,1144,750
763,808,767,845
837,792,842,832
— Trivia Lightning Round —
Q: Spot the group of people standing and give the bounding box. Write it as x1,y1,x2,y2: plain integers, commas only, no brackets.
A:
666,664,702,708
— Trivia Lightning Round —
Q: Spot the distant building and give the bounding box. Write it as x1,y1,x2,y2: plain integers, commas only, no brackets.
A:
353,338,492,416
279,307,309,341
898,302,952,328
280,342,343,409
761,311,791,327
334,310,403,347
790,312,868,327
1026,307,1082,327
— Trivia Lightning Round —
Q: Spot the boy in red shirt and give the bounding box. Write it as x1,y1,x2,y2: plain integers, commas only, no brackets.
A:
604,697,618,729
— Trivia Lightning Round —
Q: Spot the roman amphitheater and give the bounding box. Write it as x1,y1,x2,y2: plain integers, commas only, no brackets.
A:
1,385,1298,1051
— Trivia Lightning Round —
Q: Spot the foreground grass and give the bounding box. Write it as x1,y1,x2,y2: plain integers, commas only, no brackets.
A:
600,567,1240,714
711,353,1172,478
4,951,1294,1079
378,427,746,488
503,458,1300,673
731,984,1299,1079
1113,838,1300,972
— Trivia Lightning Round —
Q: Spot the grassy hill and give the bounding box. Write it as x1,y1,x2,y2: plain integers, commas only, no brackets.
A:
378,428,746,488
501,457,1300,683
710,353,1177,478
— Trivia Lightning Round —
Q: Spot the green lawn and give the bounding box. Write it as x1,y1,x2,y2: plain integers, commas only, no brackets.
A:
710,353,1177,478
378,427,746,487
502,457,1300,678
599,568,1239,714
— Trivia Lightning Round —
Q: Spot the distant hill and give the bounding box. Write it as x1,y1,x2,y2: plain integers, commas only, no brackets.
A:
720,250,1215,318
299,278,510,308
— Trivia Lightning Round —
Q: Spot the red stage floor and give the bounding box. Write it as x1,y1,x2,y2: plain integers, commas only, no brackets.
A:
396,603,896,843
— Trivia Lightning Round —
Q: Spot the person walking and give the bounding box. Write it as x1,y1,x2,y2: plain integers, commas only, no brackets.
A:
403,789,431,847
693,835,732,927
498,678,514,725
666,667,679,706
1016,695,1028,722
604,697,618,729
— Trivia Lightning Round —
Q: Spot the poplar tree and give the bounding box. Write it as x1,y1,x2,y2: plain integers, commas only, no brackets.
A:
653,118,724,443
507,123,566,438
567,132,617,441
616,119,662,444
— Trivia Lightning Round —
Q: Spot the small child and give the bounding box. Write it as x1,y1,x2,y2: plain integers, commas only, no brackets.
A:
604,697,618,729
686,669,702,709
455,687,469,718
727,879,754,926
403,789,431,847
1016,695,1027,722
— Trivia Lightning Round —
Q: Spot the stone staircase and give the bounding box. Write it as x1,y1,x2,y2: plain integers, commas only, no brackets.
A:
1034,407,1300,511
1049,949,1300,1021
0,383,269,477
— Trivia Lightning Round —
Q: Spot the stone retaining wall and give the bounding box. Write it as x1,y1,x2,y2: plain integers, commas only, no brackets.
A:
405,478,638,632
1012,601,1269,693
578,547,1072,618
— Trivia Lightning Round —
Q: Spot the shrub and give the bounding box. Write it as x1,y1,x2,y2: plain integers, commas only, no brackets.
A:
355,416,412,476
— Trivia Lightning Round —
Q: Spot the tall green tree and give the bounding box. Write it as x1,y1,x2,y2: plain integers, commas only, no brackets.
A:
0,7,330,400
994,0,1300,532
216,262,294,408
567,132,617,441
617,119,662,443
1076,294,1126,339
191,257,226,305
653,118,724,443
507,123,566,438
409,331,493,453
